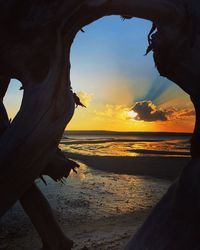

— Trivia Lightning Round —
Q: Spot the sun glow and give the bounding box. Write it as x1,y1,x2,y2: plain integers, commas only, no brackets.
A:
127,110,138,119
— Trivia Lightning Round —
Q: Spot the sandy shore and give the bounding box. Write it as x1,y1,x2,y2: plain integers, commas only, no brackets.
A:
0,206,149,250
0,156,189,249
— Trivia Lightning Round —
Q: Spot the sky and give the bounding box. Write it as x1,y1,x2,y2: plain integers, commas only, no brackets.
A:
4,17,195,133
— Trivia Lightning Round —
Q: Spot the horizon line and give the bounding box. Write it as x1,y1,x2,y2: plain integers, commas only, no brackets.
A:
65,129,192,134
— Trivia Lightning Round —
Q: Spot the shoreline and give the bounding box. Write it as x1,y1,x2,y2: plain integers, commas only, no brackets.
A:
66,153,190,180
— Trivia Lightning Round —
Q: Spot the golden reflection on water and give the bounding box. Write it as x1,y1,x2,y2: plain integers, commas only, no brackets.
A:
60,139,190,157
57,137,189,218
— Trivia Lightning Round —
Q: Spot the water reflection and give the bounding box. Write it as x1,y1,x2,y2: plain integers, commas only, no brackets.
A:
38,163,171,221
60,139,190,158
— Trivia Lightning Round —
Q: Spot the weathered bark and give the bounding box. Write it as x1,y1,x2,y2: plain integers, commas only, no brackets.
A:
0,0,200,249
0,0,184,218
20,183,74,250
125,159,200,250
0,36,75,216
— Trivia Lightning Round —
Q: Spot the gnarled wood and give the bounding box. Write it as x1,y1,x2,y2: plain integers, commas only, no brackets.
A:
0,31,75,216
0,0,185,218
0,1,200,249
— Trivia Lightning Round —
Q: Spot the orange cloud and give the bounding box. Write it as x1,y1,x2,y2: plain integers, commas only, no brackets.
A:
169,108,195,120
76,91,93,107
94,104,129,120
68,97,195,133
158,106,195,122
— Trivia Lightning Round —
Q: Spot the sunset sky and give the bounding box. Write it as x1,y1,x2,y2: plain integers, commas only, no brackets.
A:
4,17,195,133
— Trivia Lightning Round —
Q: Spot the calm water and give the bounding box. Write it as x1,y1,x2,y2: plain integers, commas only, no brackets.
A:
60,131,191,158
59,132,190,215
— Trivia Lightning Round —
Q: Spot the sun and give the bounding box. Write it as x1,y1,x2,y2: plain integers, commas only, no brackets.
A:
127,110,138,119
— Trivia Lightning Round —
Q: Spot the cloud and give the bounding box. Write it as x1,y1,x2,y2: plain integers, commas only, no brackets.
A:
76,91,93,107
180,109,195,117
93,99,195,126
94,104,129,121
169,108,195,120
132,100,168,122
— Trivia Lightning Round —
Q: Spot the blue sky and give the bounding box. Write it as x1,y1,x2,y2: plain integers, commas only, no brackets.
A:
70,16,185,106
4,16,194,132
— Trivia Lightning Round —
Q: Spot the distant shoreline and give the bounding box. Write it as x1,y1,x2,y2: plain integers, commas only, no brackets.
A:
64,130,192,137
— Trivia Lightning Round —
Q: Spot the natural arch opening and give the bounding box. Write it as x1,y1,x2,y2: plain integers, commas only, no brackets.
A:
69,16,195,133
55,16,195,248
63,16,195,164
0,2,199,250
3,79,23,121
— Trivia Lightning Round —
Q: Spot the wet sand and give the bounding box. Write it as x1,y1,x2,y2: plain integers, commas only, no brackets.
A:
0,156,189,250
66,153,190,180
0,207,149,250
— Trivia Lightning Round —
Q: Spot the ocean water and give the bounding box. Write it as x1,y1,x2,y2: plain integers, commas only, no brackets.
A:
58,131,190,217
60,131,191,158
57,132,190,217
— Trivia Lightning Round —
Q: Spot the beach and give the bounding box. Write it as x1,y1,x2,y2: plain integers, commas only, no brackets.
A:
0,132,191,249
66,154,190,180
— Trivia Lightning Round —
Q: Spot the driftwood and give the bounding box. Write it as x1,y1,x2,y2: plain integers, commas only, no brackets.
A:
0,0,200,249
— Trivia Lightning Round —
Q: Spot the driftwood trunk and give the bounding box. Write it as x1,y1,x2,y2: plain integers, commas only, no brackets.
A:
0,1,200,249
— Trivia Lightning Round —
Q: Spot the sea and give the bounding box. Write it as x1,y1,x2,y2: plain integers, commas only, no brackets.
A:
61,131,191,158
50,131,191,220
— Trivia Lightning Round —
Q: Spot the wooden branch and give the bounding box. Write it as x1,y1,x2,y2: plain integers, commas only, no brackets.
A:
85,0,185,25
0,32,75,217
0,78,10,135
42,148,79,182
125,159,200,250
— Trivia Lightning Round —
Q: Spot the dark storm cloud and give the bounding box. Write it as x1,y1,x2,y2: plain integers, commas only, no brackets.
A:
132,101,168,122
